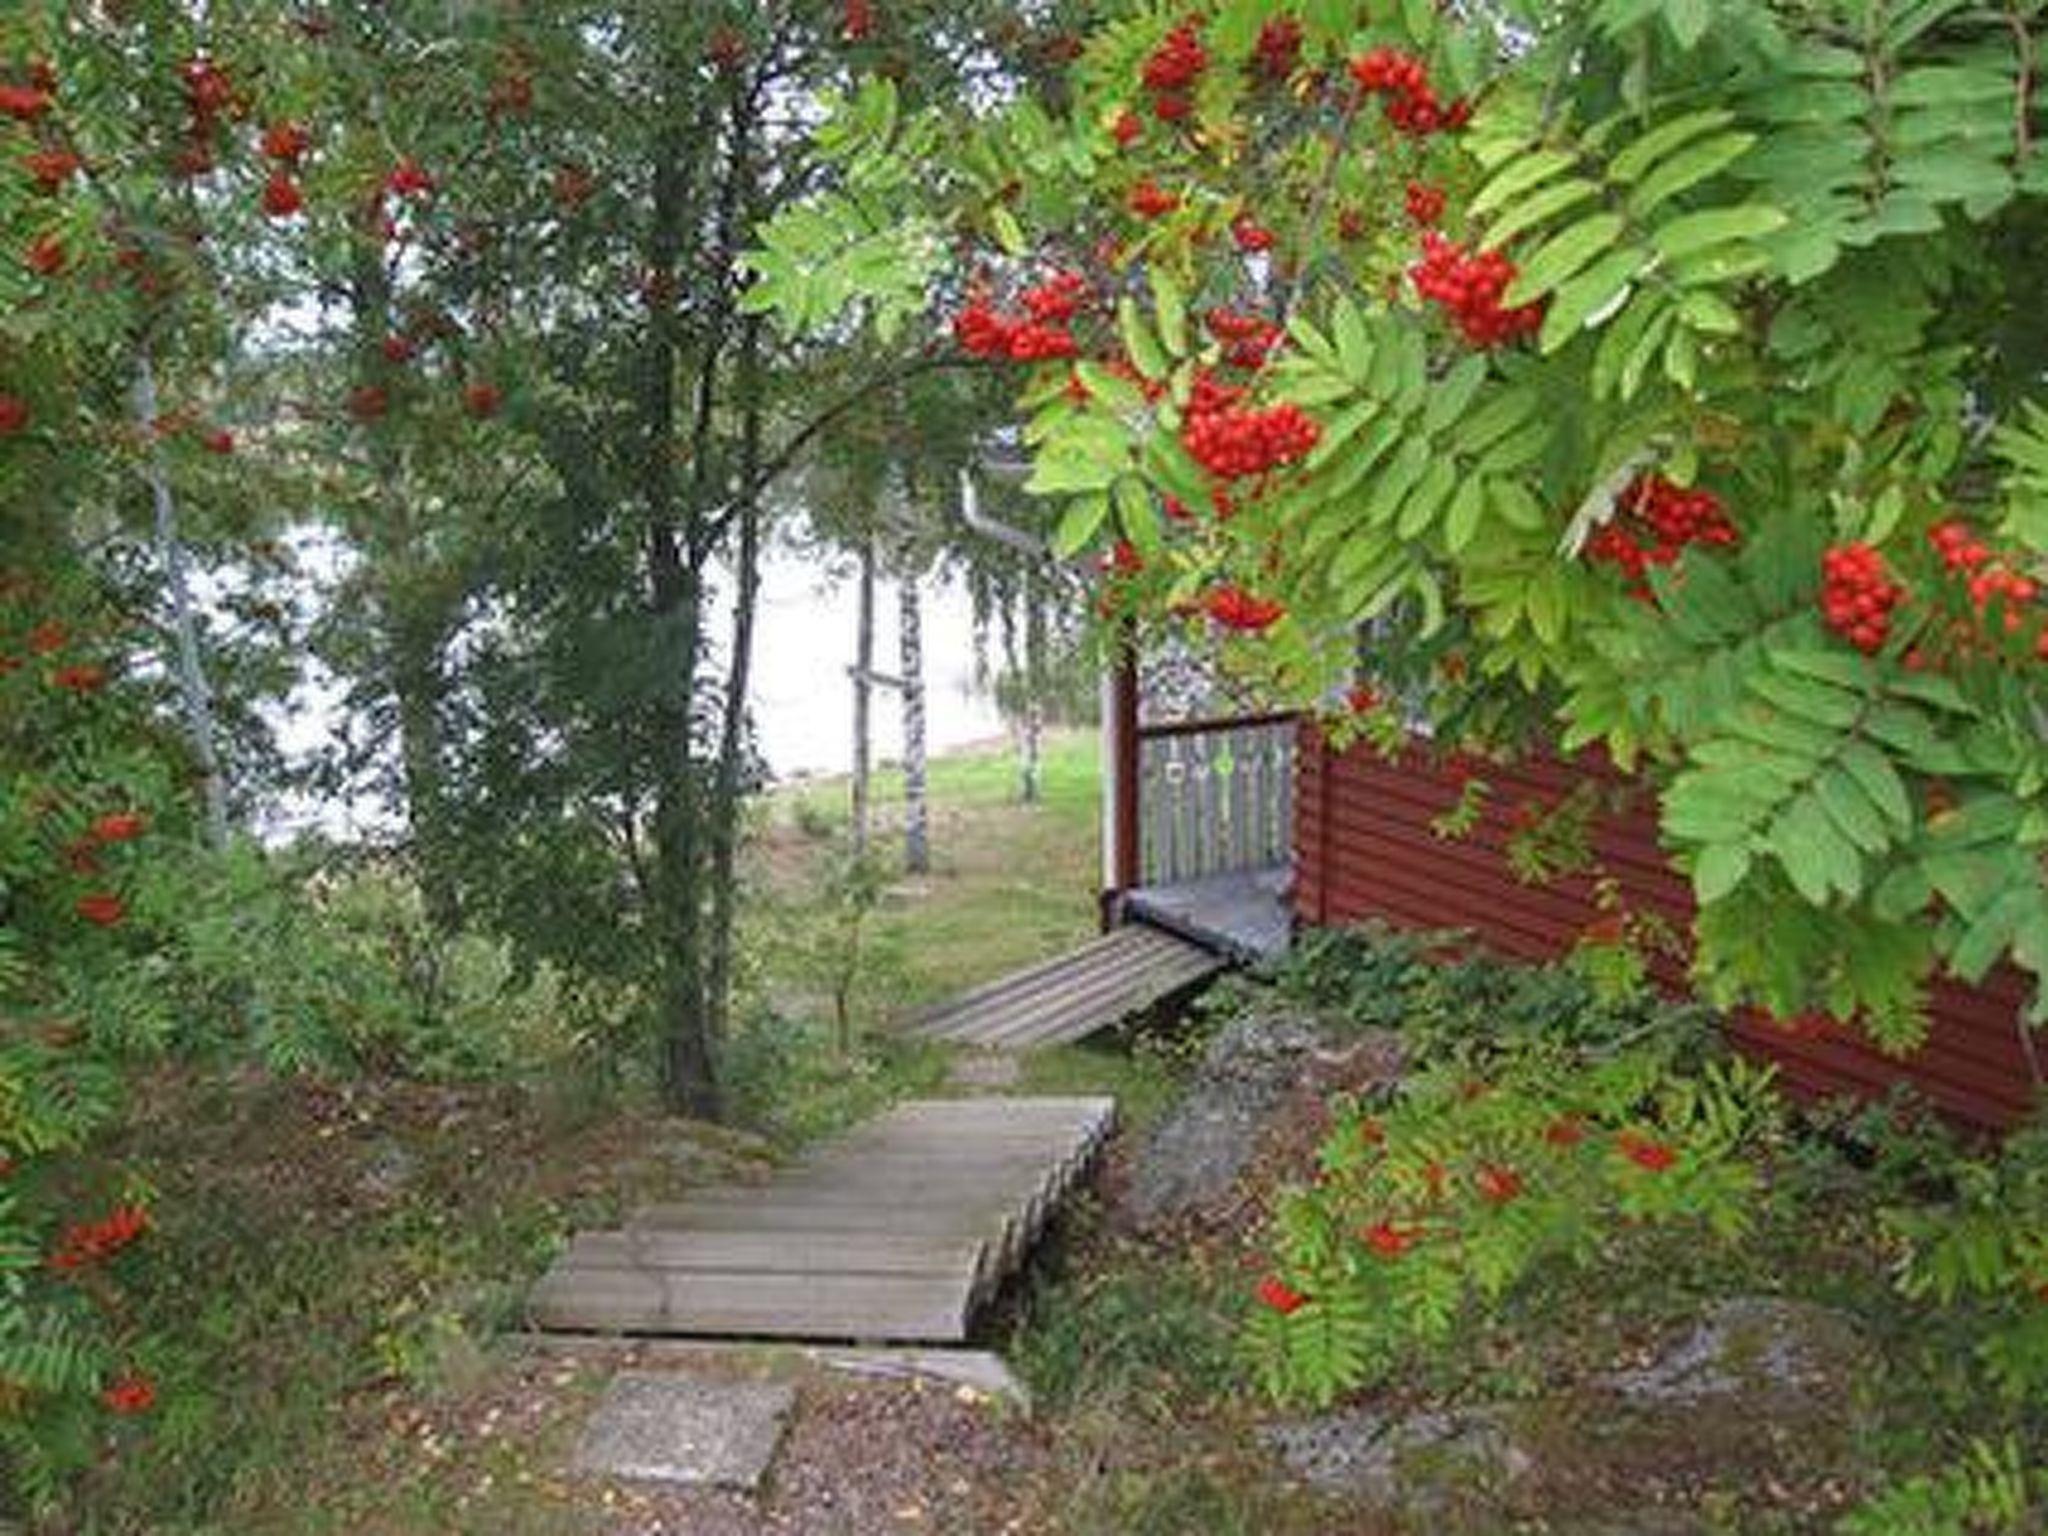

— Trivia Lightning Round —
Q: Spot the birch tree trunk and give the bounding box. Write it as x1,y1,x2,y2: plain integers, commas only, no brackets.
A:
850,534,876,857
1021,580,1047,806
899,565,929,874
136,348,229,849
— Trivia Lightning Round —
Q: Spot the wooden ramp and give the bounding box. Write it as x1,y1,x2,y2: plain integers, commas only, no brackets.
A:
528,1096,1114,1344
907,924,1223,1048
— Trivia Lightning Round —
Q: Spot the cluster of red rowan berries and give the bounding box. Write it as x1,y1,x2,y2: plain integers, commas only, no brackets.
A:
169,55,245,178
48,1204,150,1272
1585,475,1739,596
0,62,55,124
1181,372,1319,480
952,274,1089,362
1252,17,1303,82
1821,542,1906,655
260,118,310,218
1404,179,1446,227
1410,231,1544,348
1204,583,1286,632
1204,307,1284,370
1231,214,1275,253
1931,519,2038,631
1347,47,1470,137
7,59,77,200
1127,177,1180,220
1140,22,1206,124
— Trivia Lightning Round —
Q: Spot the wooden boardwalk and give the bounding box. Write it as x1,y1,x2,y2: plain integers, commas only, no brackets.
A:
907,924,1222,1048
527,1096,1115,1344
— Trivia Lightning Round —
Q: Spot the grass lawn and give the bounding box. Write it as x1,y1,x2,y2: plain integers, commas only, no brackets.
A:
761,728,1104,1010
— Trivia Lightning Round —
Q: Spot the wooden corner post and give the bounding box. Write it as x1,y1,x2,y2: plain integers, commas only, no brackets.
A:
1101,632,1141,930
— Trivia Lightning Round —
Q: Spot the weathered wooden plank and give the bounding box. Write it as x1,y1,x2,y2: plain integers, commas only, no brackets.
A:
628,1200,1011,1237
912,928,1203,1044
950,934,1215,1046
560,1231,988,1279
528,1266,975,1342
908,930,1146,1035
970,942,1220,1047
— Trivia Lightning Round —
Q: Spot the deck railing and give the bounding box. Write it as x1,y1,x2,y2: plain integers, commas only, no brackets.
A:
1132,711,1297,887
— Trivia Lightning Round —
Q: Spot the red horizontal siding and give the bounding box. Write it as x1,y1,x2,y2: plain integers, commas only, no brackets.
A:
1295,725,2044,1134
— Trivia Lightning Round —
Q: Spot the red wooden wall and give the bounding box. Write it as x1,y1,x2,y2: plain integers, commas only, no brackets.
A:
1293,725,2044,1133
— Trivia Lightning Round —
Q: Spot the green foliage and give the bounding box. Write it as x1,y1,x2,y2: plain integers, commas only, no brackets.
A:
1015,1242,1247,1418
1838,1437,2047,1536
1279,920,1721,1062
1883,1118,2048,1406
1251,1040,1780,1405
750,0,2048,1041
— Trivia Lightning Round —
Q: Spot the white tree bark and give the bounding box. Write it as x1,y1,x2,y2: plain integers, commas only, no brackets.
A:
899,565,928,874
850,534,875,856
137,349,229,848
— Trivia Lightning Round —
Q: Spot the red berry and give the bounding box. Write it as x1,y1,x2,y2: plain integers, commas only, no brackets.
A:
1256,1275,1308,1315
102,1374,156,1415
25,232,65,275
261,120,311,164
0,393,29,436
91,812,148,843
1475,1164,1523,1205
201,428,235,455
24,146,81,193
262,173,304,218
1140,23,1206,93
1251,17,1303,82
1616,1130,1678,1172
1203,583,1286,632
463,381,502,418
1127,178,1179,219
552,164,596,207
1231,215,1275,253
76,891,125,927
384,157,433,198
0,84,52,121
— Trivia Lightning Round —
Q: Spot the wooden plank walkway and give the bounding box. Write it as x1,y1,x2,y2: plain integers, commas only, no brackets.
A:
527,1096,1115,1344
906,924,1222,1048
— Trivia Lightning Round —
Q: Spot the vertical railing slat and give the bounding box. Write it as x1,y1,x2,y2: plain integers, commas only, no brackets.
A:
1131,716,1298,888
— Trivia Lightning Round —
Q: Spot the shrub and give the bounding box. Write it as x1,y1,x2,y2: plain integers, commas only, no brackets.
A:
1250,1042,1781,1406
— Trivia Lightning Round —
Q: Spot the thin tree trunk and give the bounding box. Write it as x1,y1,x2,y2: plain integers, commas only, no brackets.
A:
646,57,718,1121
348,233,461,930
899,563,928,875
703,315,767,1045
851,534,876,857
1021,580,1047,805
136,347,229,848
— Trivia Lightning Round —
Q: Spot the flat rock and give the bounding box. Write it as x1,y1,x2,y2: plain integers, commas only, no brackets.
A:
1262,1405,1531,1514
572,1372,795,1490
1596,1296,1870,1407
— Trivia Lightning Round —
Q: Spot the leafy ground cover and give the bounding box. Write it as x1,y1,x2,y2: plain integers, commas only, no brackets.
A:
10,734,1105,1532
1011,932,2048,1534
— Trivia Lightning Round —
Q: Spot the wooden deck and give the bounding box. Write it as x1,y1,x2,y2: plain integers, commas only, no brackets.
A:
527,1096,1115,1344
906,924,1223,1049
1124,866,1293,965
